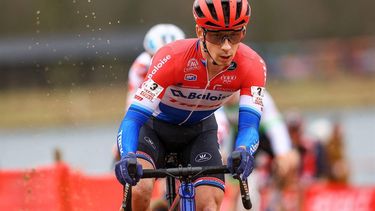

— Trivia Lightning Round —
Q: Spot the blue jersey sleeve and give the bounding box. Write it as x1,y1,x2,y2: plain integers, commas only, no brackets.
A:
235,106,261,155
117,104,152,157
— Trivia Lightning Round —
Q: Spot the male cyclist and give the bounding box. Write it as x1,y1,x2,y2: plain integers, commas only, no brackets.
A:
115,0,267,210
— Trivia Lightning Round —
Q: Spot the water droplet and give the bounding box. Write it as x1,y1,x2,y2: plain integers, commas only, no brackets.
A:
36,10,41,15
108,21,112,25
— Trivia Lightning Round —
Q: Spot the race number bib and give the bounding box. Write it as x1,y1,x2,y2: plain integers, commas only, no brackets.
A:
250,86,265,106
136,79,164,102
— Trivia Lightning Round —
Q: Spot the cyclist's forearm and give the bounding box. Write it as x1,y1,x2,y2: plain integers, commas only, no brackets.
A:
117,104,152,157
235,106,261,155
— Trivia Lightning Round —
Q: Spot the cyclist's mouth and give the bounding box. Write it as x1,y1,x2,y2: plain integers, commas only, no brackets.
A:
220,55,231,61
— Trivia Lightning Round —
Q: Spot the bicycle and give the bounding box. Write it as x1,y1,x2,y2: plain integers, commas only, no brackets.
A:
120,151,252,211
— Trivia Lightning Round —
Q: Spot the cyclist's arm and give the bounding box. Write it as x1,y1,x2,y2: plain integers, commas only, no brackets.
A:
234,56,266,155
261,91,292,155
117,46,175,158
261,91,299,176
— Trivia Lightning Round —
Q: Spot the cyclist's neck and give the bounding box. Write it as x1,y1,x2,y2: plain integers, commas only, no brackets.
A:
207,61,227,80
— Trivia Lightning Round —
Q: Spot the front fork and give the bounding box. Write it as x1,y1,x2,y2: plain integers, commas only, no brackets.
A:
179,181,196,211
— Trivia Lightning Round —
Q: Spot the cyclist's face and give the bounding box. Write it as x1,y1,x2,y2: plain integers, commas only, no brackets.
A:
197,26,245,66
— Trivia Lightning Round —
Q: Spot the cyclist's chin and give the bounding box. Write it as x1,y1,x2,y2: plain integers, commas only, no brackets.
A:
216,57,233,66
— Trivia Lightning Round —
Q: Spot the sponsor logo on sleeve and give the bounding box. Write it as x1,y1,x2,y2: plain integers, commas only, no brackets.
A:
117,130,123,156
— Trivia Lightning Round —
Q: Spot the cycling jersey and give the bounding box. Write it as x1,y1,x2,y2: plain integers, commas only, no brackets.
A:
118,38,266,157
125,50,231,145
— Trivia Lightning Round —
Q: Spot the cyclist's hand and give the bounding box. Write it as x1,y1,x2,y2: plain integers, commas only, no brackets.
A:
115,152,143,186
227,147,255,180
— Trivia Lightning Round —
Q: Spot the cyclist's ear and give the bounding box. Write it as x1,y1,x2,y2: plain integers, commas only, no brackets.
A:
195,25,204,41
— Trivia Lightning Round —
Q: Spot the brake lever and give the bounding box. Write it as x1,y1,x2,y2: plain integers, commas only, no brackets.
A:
121,159,137,210
231,151,252,210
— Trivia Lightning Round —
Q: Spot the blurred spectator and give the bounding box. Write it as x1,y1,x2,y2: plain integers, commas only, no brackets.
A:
325,121,349,183
285,111,329,185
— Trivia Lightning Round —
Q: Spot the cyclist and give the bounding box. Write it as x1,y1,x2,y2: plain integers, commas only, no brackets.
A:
113,23,232,207
115,0,267,210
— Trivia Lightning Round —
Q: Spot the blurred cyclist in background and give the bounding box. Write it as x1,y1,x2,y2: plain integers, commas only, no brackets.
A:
114,0,267,210
125,23,186,110
220,91,299,211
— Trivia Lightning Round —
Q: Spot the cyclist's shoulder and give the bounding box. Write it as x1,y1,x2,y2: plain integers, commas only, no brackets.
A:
234,44,266,77
236,43,264,62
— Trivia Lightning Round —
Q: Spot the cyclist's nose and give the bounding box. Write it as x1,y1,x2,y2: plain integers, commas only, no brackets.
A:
221,39,231,51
